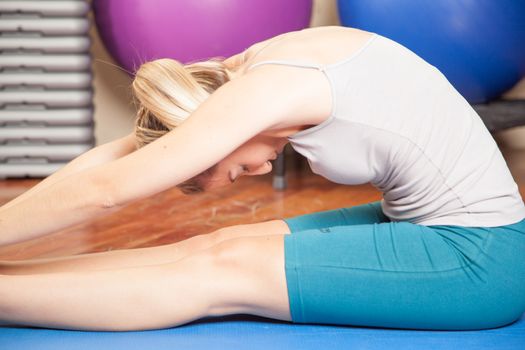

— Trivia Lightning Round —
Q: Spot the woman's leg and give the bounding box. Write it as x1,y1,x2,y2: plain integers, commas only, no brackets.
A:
0,234,291,331
0,200,385,275
284,200,389,233
0,219,290,275
283,219,525,330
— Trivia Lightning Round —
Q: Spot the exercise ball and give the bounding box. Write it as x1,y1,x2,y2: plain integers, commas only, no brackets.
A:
337,0,525,103
93,0,312,73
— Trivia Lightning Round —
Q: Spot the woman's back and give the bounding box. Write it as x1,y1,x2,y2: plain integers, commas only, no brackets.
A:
232,27,525,227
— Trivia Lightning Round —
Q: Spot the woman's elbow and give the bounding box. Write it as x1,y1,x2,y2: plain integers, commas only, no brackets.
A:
84,170,124,211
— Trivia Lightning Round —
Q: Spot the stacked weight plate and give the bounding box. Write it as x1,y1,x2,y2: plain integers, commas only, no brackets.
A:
0,0,94,178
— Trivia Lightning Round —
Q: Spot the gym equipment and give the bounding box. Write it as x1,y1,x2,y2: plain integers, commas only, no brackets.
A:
337,0,525,103
93,0,313,72
0,313,523,350
0,0,95,179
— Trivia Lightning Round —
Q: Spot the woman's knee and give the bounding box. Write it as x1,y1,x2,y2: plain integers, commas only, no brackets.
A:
208,235,266,267
203,235,290,318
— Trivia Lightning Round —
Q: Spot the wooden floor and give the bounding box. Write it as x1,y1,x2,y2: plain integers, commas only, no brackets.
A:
0,145,524,260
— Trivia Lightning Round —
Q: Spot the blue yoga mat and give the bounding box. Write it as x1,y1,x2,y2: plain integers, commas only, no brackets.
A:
1,313,524,350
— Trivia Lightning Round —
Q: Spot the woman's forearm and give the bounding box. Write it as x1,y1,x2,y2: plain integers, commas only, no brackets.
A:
2,158,98,212
1,133,136,211
0,169,115,247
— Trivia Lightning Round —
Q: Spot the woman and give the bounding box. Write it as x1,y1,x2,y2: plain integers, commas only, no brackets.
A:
1,26,524,331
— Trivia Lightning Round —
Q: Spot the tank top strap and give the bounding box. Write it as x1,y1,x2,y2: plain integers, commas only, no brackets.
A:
246,60,324,72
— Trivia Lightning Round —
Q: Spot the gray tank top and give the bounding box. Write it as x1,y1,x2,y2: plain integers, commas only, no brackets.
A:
247,34,525,227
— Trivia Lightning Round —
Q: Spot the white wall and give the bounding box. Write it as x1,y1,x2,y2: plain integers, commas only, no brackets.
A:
89,9,136,145
90,0,525,148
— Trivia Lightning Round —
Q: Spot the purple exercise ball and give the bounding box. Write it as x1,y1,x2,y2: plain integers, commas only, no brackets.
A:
93,0,313,73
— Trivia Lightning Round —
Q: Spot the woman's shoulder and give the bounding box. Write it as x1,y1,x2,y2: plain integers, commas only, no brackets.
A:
237,26,373,72
246,26,358,53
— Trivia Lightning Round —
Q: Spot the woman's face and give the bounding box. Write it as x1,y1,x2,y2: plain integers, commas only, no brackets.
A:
197,134,288,191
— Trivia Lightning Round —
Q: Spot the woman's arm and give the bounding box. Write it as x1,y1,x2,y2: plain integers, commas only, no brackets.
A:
1,132,136,211
0,67,314,246
0,133,137,246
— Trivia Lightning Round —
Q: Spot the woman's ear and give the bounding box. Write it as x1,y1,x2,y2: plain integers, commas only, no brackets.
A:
246,161,273,176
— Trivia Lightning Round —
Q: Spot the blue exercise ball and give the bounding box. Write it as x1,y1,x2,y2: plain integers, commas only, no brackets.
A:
337,0,525,103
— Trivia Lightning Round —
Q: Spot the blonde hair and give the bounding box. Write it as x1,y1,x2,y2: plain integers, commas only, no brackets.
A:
131,57,235,194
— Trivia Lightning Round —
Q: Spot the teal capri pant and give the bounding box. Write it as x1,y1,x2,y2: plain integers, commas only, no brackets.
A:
283,201,525,330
